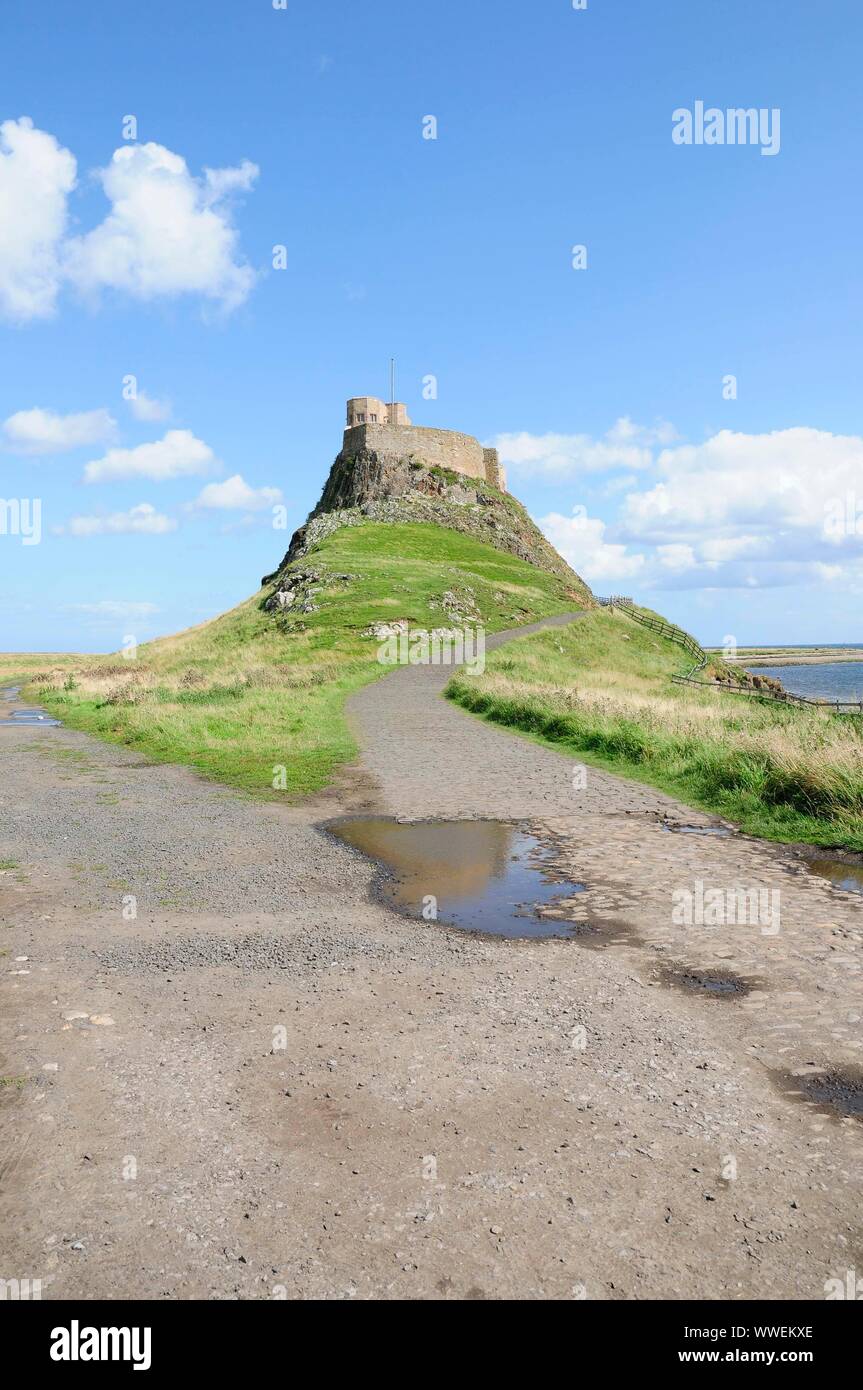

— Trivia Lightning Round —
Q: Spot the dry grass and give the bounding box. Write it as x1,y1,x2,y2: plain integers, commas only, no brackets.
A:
448,609,863,850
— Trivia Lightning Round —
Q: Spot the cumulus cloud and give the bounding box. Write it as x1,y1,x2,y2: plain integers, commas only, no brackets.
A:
58,503,177,537
620,428,863,545
538,509,646,585
127,390,172,423
2,406,116,454
495,418,677,479
83,429,216,483
64,142,259,310
0,117,76,321
0,121,258,321
541,425,863,593
192,473,282,511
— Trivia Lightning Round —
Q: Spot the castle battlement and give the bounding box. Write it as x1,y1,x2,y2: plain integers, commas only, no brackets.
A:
343,397,506,492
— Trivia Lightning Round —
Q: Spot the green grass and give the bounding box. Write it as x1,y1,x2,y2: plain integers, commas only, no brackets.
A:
14,521,582,799
446,607,863,852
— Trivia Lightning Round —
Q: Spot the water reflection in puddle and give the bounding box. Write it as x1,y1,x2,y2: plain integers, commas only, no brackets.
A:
0,709,62,727
0,687,61,727
804,856,863,897
327,818,588,939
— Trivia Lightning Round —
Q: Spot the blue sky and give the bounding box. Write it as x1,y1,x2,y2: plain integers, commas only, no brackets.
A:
1,0,861,652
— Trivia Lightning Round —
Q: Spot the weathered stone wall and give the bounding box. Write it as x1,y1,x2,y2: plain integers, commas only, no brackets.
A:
483,447,505,491
343,422,489,484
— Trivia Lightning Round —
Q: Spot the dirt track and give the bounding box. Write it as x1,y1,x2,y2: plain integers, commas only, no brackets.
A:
1,621,862,1300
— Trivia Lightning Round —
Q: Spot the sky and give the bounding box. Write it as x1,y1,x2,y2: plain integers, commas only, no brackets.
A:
1,0,861,653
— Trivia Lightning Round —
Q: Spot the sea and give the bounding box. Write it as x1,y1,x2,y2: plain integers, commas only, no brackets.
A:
749,658,863,704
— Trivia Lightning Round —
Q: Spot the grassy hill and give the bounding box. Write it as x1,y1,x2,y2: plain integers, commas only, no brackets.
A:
16,521,584,798
9,519,862,850
447,605,863,851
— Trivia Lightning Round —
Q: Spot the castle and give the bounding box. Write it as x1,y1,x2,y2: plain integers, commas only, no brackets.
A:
344,397,506,492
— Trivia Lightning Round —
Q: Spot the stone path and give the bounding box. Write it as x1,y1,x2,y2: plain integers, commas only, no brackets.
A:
0,613,862,1301
348,612,682,821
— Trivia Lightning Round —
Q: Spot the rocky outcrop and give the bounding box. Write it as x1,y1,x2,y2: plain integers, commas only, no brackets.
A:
715,668,786,696
263,566,356,616
263,447,594,602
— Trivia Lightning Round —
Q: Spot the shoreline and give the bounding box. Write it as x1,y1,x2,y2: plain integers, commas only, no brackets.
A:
711,648,863,667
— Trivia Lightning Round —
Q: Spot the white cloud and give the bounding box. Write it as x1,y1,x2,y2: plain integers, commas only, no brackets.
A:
597,427,863,591
621,428,863,544
0,122,259,321
69,600,159,618
538,509,646,585
516,422,863,596
494,417,676,478
128,390,172,423
0,117,76,321
699,535,764,564
59,503,177,536
64,142,259,311
657,543,696,571
2,406,116,454
83,429,216,483
192,473,282,511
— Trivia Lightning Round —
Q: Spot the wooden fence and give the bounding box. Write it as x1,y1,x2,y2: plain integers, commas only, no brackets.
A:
601,596,705,663
598,597,863,714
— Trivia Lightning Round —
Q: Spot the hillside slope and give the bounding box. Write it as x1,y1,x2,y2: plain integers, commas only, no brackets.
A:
265,451,593,600
30,522,584,797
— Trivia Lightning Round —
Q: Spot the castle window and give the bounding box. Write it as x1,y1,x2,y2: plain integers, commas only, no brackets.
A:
370,413,377,422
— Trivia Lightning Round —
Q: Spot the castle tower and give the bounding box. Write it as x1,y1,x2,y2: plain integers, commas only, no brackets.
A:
346,396,411,428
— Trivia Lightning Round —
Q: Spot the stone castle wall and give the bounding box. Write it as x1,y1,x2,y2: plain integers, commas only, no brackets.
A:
342,423,505,491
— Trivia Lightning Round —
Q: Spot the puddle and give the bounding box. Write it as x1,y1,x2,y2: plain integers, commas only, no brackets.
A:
0,707,62,727
0,685,61,727
325,818,590,939
661,965,752,998
777,1068,863,1121
662,823,731,837
803,855,863,897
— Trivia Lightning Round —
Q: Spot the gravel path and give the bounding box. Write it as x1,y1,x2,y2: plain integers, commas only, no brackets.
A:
349,612,682,821
1,615,862,1301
